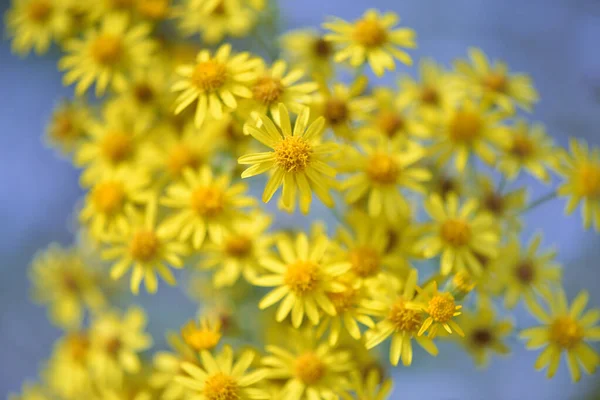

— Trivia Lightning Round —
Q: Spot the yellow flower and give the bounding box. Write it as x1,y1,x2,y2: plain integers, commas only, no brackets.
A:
456,303,513,367
29,244,105,329
200,212,274,287
135,0,172,22
281,29,335,80
181,316,223,352
238,104,338,214
365,269,438,366
101,204,189,294
176,345,269,400
431,97,510,172
172,43,261,128
340,137,430,222
497,119,557,183
557,138,600,231
160,166,255,248
520,288,600,382
6,0,69,55
454,47,539,113
45,99,91,156
418,193,499,276
497,235,562,309
412,281,464,338
470,175,527,232
88,307,153,384
262,333,354,400
59,14,155,96
79,167,153,240
341,369,393,400
255,230,351,328
44,332,92,399
8,382,51,400
323,9,416,76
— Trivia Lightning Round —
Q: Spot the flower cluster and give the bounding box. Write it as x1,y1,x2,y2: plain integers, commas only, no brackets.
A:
7,1,600,399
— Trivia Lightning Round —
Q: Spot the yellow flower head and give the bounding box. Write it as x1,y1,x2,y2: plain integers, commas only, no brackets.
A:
281,29,336,80
181,316,223,352
341,369,393,400
45,99,91,156
412,281,464,339
44,331,92,399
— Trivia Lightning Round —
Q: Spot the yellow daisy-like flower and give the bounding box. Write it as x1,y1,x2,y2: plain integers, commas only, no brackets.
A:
160,166,255,249
200,212,274,287
238,104,338,214
323,9,416,76
365,269,438,366
341,369,393,400
181,315,223,352
454,47,539,113
262,334,354,400
247,60,318,126
340,138,430,222
59,14,155,96
134,0,172,22
101,204,189,294
29,244,105,329
255,230,351,328
411,280,464,338
557,138,600,231
456,303,513,367
520,288,600,382
44,332,92,399
45,99,91,156
172,43,261,128
6,0,69,55
176,345,269,400
497,235,562,309
417,193,499,276
431,97,510,172
88,307,153,384
471,175,527,232
497,119,557,183
79,167,152,240
281,29,335,80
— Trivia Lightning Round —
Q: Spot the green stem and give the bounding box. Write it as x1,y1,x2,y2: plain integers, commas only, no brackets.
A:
521,190,558,214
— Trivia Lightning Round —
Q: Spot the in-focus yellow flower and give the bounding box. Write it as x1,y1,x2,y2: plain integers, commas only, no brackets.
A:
497,235,562,309
29,244,105,329
44,332,92,399
59,14,155,96
160,166,255,248
431,97,509,172
365,269,438,366
341,369,393,400
520,288,600,382
181,315,223,352
238,104,338,214
411,280,464,338
454,47,539,113
418,193,499,275
262,333,354,400
340,137,430,222
172,43,261,127
176,345,269,400
471,175,527,232
323,9,416,76
45,99,91,156
255,230,351,328
79,167,152,240
101,204,189,294
281,29,335,80
456,303,513,367
557,138,600,231
6,0,69,55
497,119,556,183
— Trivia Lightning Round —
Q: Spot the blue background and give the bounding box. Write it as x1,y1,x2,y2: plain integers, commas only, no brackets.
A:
1,0,599,398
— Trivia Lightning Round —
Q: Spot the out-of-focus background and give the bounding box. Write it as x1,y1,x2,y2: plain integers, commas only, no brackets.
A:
1,0,599,399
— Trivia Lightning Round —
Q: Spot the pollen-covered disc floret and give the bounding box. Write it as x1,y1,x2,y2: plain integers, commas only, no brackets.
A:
275,136,312,173
294,352,325,385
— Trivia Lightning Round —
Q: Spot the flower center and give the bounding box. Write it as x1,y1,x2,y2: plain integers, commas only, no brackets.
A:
376,111,405,137
471,328,494,347
181,322,221,351
437,176,459,198
327,288,356,313
449,111,483,143
482,73,507,93
101,131,132,164
167,144,198,176
388,299,422,332
204,373,239,400
349,246,380,277
294,352,325,385
366,153,400,185
549,316,584,349
109,0,133,9
66,333,89,363
284,260,319,295
420,87,440,106
324,98,349,125
440,219,472,247
353,19,387,47
451,271,475,294
252,76,284,104
51,113,77,140
510,134,534,159
483,192,505,215
313,38,332,58
274,136,312,173
514,259,535,284
92,181,125,214
191,61,227,92
105,336,122,355
133,83,155,104
91,34,123,65
190,186,225,217
27,0,52,22
224,235,252,258
577,163,600,198
136,0,169,19
427,293,456,322
129,230,160,262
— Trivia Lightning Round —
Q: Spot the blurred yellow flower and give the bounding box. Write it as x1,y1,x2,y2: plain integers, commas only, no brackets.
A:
281,29,335,80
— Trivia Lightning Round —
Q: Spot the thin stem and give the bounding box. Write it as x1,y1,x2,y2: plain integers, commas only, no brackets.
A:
521,190,558,214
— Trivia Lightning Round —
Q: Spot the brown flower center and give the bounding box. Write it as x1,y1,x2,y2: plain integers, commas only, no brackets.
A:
294,352,325,385
482,73,507,93
471,328,493,347
129,230,160,262
252,76,284,104
101,131,132,164
376,110,405,137
224,235,252,258
27,0,52,22
313,38,332,57
420,87,440,106
440,219,471,247
514,260,535,284
510,134,535,159
349,246,380,277
324,98,349,125
366,154,400,185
